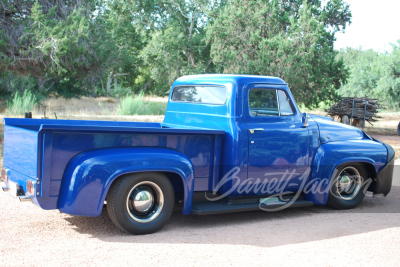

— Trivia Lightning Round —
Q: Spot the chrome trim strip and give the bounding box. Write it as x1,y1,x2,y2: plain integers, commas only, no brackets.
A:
19,195,32,202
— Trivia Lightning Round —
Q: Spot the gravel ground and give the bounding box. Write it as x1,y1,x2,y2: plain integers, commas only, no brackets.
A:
1,168,400,266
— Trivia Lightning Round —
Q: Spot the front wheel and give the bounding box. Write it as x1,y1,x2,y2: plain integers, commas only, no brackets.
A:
107,172,174,235
327,164,368,210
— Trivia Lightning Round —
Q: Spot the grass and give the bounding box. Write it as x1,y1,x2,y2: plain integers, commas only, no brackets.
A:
117,94,168,116
2,94,168,119
7,90,37,116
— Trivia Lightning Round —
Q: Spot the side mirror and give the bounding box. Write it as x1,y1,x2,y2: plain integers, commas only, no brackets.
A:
302,112,308,127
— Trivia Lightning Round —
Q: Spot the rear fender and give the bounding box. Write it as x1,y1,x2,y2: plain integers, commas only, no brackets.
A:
305,140,387,205
58,147,195,216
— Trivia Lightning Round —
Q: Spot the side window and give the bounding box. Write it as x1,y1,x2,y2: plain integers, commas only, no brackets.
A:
248,89,279,116
277,90,294,116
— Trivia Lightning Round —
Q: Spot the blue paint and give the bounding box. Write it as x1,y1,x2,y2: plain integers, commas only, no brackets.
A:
2,74,393,219
58,147,195,216
244,84,309,195
305,139,387,204
314,118,365,143
3,125,38,179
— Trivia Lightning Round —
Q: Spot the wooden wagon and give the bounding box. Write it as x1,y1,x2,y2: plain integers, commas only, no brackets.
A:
326,97,381,128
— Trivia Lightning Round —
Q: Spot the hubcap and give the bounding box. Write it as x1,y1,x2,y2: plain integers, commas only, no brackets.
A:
133,190,154,213
338,174,353,193
126,181,164,223
336,167,362,200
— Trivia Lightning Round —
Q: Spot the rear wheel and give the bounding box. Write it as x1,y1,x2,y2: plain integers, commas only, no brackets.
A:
107,172,174,235
327,164,368,209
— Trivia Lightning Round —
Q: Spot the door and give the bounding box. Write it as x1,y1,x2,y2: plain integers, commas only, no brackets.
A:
245,85,310,195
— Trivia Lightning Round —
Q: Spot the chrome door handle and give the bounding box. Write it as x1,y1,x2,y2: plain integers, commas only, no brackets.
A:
249,128,264,134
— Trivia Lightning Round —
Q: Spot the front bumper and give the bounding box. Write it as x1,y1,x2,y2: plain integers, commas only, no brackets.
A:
372,144,395,196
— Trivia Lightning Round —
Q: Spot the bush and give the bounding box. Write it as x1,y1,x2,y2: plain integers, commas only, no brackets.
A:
0,72,37,98
7,90,37,116
117,94,167,115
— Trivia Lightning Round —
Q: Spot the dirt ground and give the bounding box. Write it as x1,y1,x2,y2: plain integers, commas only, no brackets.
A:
0,184,399,266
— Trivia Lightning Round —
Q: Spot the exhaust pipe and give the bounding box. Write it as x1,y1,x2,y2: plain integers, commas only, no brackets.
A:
19,196,32,202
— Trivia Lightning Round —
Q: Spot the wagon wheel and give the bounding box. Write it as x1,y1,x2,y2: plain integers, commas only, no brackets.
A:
352,119,361,127
342,115,349,125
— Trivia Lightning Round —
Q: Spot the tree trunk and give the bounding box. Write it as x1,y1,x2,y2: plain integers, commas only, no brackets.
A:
188,14,196,67
38,77,45,92
139,79,153,94
38,78,43,92
106,72,113,96
38,77,55,92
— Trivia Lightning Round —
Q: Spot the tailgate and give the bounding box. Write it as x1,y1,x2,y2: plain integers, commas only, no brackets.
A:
3,124,39,179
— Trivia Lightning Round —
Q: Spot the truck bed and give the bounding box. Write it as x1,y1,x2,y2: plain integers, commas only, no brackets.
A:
3,118,224,209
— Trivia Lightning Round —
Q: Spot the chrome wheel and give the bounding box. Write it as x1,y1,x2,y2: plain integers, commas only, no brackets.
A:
126,181,164,223
336,166,362,200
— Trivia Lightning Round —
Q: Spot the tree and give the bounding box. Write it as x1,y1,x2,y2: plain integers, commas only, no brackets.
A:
207,0,351,107
99,1,145,96
338,42,400,108
121,0,227,93
0,0,111,93
384,41,400,107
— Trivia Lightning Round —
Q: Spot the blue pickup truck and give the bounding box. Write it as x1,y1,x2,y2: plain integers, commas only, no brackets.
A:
1,74,395,234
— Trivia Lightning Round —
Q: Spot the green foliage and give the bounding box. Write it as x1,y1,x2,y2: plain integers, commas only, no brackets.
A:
133,0,226,93
0,0,117,93
48,77,92,98
1,0,398,110
117,94,167,115
7,90,38,116
0,72,37,98
338,42,400,108
100,85,133,98
298,101,334,112
29,1,90,77
207,0,351,108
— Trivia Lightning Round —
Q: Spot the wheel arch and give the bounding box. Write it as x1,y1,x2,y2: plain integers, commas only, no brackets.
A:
58,147,195,217
305,140,386,205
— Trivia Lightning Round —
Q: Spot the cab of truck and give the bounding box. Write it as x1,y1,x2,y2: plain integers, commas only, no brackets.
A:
164,74,311,197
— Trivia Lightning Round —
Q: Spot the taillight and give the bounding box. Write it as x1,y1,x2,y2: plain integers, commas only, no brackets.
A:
1,168,8,182
26,180,35,196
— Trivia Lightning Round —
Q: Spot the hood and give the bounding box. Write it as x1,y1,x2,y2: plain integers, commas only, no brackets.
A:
313,118,365,144
307,114,333,121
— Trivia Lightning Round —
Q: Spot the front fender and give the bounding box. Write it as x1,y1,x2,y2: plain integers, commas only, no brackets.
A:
305,140,387,205
58,147,195,216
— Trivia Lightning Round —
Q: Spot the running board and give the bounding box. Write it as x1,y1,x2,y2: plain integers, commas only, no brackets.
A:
191,199,313,215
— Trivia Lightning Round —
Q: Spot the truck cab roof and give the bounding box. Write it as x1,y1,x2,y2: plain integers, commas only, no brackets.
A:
173,74,287,87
